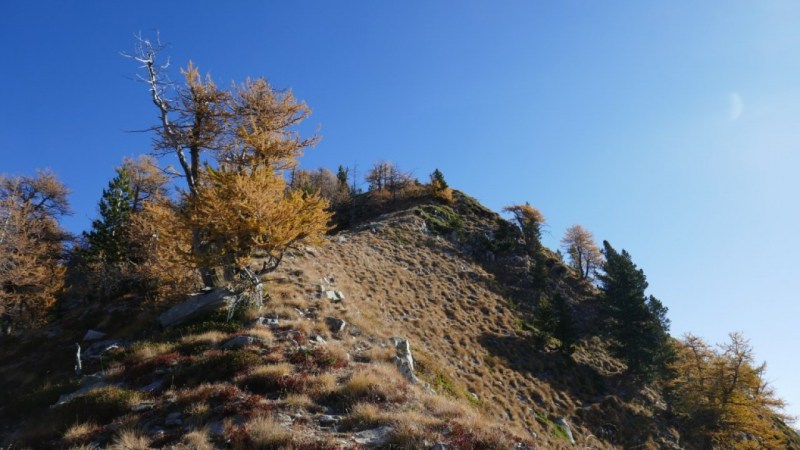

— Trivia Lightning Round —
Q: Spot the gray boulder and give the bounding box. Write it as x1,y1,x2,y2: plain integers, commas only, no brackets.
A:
158,288,236,327
353,426,393,446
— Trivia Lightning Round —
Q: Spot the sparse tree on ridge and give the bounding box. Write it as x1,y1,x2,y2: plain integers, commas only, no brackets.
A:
561,224,603,280
128,36,330,291
503,203,545,256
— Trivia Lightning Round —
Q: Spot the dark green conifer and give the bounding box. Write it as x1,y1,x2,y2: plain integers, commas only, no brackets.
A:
430,168,448,189
598,241,672,381
83,168,135,264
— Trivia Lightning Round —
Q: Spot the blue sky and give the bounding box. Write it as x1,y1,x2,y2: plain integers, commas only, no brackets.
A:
2,1,799,419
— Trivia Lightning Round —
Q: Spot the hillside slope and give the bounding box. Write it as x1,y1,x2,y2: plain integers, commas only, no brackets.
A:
1,191,797,449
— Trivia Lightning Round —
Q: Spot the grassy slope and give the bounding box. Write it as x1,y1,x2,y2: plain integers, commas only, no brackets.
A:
1,190,797,449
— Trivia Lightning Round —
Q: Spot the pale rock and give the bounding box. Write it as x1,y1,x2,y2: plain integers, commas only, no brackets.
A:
555,417,575,444
158,288,236,327
353,426,393,446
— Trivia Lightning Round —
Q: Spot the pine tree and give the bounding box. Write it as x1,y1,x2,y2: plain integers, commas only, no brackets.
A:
430,168,448,190
84,168,135,264
598,240,672,381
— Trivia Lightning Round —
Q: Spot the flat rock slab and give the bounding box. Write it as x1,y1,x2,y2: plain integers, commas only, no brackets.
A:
158,288,236,327
353,426,393,446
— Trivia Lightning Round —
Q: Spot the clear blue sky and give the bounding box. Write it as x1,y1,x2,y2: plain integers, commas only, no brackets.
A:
2,1,799,419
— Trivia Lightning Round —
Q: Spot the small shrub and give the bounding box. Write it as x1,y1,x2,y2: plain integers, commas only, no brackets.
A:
336,364,407,407
232,414,292,450
107,428,151,450
340,403,391,431
237,363,295,394
182,429,215,450
62,421,99,443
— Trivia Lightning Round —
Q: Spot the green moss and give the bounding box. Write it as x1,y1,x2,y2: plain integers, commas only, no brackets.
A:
415,205,463,235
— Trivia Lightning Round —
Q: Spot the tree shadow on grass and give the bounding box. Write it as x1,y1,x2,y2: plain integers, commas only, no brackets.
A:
477,332,673,447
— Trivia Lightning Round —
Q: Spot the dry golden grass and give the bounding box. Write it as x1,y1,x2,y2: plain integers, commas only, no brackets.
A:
282,295,309,310
339,363,407,405
236,414,292,449
130,341,177,361
62,421,98,442
246,363,294,381
180,330,229,346
423,393,472,419
282,393,313,409
386,411,438,449
266,304,302,320
282,318,313,335
246,326,275,342
306,372,338,398
181,429,215,450
361,345,396,362
341,402,392,430
107,428,151,450
184,401,210,418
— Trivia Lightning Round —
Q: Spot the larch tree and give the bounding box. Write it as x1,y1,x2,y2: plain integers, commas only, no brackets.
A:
0,170,71,332
504,203,548,289
560,224,603,280
668,333,788,449
598,240,672,381
503,203,545,256
128,36,330,292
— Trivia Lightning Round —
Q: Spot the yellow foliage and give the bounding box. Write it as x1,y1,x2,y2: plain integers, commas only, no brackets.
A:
127,199,200,300
0,171,70,330
668,333,788,449
190,165,331,272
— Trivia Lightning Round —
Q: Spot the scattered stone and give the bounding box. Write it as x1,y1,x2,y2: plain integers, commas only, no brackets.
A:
131,402,155,412
429,444,447,450
139,380,164,394
165,411,183,426
468,392,479,402
82,339,125,360
325,290,345,302
391,337,418,382
82,329,107,341
325,317,347,333
53,382,110,407
157,288,236,327
337,235,347,243
555,417,575,444
276,413,293,426
310,335,327,345
319,414,341,427
261,317,280,327
353,426,393,446
222,335,267,349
